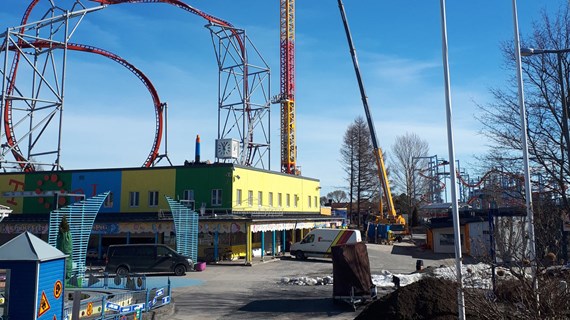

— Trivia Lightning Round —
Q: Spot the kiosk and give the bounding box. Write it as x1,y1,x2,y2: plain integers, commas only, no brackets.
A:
0,232,66,320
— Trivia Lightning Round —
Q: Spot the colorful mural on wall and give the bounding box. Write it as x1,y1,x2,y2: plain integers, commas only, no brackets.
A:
0,164,321,215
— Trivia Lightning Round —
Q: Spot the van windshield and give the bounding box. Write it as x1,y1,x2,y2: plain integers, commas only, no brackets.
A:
301,234,315,244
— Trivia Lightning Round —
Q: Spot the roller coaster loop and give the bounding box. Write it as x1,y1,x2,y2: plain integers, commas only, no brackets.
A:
6,0,249,171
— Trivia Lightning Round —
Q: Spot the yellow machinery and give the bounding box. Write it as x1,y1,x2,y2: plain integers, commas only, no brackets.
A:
337,0,406,228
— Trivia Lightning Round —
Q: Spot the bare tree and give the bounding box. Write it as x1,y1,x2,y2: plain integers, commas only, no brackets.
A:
478,5,570,263
390,132,430,215
479,6,570,211
326,190,348,203
340,117,379,226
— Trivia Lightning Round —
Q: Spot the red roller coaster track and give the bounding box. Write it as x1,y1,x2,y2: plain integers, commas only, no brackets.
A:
5,40,164,170
6,0,248,171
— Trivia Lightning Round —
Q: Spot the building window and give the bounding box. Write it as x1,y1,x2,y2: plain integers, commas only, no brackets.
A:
286,194,290,207
211,189,222,206
183,189,194,201
294,194,298,207
308,195,311,208
268,192,273,207
258,191,263,206
278,193,282,207
129,191,139,207
236,189,242,206
248,190,253,207
149,191,159,207
104,192,114,208
314,196,318,207
182,189,195,209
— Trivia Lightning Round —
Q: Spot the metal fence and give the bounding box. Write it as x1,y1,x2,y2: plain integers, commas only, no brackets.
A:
63,274,171,320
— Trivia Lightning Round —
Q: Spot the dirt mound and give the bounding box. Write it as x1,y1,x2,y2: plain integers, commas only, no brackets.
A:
355,277,463,320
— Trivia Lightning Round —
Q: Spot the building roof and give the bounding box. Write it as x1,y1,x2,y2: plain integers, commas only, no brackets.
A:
0,231,65,262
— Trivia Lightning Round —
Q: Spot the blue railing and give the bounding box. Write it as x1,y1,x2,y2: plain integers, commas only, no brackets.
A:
62,274,171,320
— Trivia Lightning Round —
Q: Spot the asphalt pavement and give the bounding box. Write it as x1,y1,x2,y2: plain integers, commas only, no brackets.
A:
167,236,460,320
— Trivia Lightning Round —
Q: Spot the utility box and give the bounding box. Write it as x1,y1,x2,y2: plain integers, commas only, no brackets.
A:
0,231,66,320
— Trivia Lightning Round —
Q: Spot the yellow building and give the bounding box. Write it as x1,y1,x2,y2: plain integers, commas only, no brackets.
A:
0,163,344,264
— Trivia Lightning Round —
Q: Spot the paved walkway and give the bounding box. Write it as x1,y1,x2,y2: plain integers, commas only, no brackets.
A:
166,239,466,319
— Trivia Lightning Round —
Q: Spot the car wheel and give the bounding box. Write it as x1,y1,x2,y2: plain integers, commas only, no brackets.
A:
174,264,186,276
116,266,129,276
296,251,306,260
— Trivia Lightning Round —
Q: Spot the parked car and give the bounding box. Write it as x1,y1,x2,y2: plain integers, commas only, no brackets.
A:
290,228,362,260
104,244,193,276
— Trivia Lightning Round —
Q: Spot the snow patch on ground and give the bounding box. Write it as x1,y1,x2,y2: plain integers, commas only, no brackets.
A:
280,263,516,289
280,276,333,286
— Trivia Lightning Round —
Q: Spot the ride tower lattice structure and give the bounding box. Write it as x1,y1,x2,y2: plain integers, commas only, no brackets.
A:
207,24,271,168
0,2,106,172
2,0,271,171
276,0,297,175
96,0,272,169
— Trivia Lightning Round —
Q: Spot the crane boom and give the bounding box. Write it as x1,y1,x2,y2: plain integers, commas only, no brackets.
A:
280,0,297,174
337,0,397,220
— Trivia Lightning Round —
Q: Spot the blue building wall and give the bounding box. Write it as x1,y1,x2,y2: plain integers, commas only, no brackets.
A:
71,170,122,213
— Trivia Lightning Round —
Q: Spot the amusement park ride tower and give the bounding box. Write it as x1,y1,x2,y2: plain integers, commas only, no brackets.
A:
277,0,298,175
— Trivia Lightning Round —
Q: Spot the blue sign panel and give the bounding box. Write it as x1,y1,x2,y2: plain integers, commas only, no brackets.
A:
36,259,65,319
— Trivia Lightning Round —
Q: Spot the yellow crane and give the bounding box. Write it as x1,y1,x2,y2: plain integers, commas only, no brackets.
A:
337,0,405,227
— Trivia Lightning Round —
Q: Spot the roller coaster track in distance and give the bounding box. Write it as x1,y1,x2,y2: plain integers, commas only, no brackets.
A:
6,0,250,171
418,165,526,205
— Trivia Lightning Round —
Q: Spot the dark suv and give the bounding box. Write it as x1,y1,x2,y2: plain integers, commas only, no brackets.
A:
105,244,193,276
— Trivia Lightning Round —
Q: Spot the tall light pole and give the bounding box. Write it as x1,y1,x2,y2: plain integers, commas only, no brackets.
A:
521,46,570,263
439,1,465,319
512,0,538,294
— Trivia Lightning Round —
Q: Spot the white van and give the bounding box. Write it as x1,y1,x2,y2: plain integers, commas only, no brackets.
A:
290,228,362,260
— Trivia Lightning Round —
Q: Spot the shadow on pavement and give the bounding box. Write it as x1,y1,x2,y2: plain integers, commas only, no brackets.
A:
389,243,454,260
239,297,352,315
279,256,333,264
389,242,478,265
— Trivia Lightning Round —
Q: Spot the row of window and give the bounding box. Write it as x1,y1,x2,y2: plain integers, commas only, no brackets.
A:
113,189,317,209
235,189,318,209
128,191,160,208
124,190,209,208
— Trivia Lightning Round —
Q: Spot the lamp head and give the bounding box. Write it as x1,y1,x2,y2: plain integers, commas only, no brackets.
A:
520,47,535,56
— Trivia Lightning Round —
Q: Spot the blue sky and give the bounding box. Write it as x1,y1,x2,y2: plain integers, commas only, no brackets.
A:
0,0,564,195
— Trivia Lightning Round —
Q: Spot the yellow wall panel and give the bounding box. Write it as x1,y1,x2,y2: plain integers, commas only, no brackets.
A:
232,167,321,213
120,168,176,212
0,174,25,213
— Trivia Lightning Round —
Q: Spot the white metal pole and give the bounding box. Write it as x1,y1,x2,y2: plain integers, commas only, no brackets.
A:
439,1,465,319
511,0,538,293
